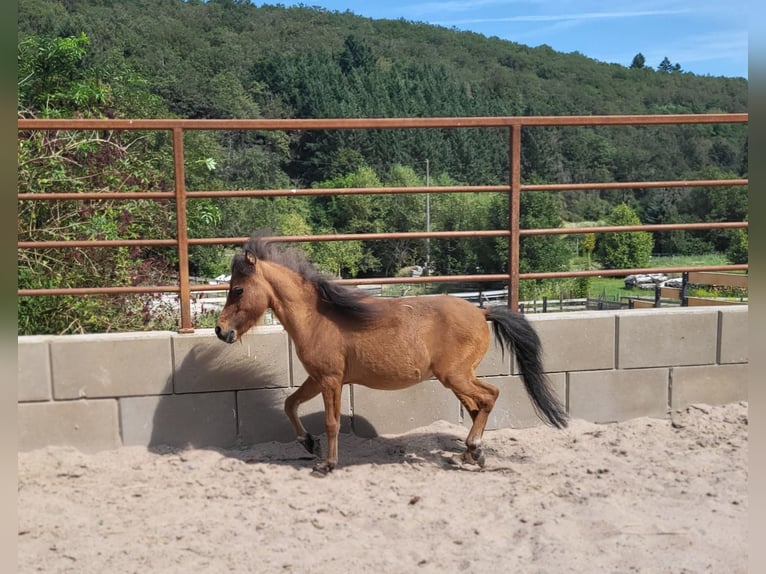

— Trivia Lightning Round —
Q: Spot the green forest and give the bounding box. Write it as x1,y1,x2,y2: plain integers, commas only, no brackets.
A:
17,0,748,334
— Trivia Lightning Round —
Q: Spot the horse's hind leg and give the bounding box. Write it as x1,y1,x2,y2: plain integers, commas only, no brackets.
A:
284,377,323,457
439,373,499,467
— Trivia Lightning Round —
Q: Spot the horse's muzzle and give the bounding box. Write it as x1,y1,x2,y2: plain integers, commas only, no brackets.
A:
215,325,237,344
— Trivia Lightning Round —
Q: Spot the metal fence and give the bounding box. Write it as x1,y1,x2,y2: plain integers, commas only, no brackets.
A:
17,114,749,332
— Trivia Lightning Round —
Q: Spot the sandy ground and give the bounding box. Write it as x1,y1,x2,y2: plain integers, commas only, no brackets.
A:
18,401,747,574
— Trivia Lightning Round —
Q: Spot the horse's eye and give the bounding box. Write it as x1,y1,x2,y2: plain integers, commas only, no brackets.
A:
231,286,244,297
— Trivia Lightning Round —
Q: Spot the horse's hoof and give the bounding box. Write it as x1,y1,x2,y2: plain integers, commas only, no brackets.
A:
461,449,486,468
299,434,322,458
311,462,335,478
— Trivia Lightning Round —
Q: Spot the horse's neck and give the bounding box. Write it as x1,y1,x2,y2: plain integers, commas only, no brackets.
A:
262,262,326,343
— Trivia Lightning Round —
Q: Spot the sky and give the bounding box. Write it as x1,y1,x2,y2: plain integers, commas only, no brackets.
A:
257,0,749,79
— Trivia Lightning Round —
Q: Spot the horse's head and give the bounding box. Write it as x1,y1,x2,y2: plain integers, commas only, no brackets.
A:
215,249,271,344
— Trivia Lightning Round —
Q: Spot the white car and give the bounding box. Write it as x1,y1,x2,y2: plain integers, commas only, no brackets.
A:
660,277,684,289
624,274,668,288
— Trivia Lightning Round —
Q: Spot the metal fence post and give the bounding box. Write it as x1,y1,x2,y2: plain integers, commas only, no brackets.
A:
172,127,194,333
508,124,522,311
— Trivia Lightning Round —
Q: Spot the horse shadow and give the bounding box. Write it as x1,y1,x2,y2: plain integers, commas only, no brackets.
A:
144,341,469,472
224,412,472,473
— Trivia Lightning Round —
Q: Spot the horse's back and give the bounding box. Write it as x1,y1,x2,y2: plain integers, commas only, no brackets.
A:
395,294,488,331
403,295,490,367
378,295,489,366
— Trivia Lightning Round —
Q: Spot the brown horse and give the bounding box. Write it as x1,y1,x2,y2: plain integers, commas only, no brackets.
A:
216,233,567,476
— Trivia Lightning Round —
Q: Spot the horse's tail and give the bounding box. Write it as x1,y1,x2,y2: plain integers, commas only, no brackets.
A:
485,306,568,429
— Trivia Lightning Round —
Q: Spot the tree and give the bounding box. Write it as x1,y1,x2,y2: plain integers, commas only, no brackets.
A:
312,238,367,278
657,57,674,73
682,172,748,253
430,191,498,278
485,189,571,300
17,34,220,333
311,166,385,277
18,33,108,116
517,193,570,275
657,57,682,74
377,165,429,274
582,233,596,269
630,53,645,69
596,204,653,271
339,35,375,75
726,228,748,264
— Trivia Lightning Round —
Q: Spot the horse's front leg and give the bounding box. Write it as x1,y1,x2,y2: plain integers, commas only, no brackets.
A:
312,381,343,478
284,377,322,458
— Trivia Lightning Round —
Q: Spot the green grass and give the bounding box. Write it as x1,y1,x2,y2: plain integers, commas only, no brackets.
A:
587,276,631,301
582,253,733,301
648,253,729,267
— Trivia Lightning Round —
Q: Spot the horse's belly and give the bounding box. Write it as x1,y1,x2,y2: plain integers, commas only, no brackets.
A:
350,367,431,390
344,315,441,389
345,349,432,390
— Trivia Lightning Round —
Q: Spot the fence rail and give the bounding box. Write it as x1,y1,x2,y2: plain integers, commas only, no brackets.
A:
17,114,749,332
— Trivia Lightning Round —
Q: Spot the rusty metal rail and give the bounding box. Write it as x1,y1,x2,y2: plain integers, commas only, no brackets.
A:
17,114,749,332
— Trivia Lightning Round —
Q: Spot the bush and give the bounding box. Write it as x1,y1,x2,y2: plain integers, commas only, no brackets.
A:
596,204,654,271
726,228,748,264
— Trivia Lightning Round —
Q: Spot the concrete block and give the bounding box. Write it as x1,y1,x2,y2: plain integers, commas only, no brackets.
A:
569,368,669,423
120,392,237,448
617,308,718,369
17,336,52,402
18,399,120,452
172,326,290,393
465,373,567,430
528,312,615,373
237,386,352,444
671,363,748,410
718,307,748,364
351,380,460,437
50,331,174,399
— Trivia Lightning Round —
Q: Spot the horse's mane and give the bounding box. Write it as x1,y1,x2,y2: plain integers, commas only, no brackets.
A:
234,231,380,323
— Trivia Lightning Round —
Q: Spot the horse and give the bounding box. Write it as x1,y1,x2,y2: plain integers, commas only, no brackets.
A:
215,233,568,476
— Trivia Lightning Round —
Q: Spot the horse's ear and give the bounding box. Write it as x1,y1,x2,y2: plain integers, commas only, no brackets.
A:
245,250,257,267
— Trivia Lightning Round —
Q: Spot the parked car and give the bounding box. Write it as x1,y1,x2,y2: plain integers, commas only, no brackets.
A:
660,277,684,289
624,273,668,288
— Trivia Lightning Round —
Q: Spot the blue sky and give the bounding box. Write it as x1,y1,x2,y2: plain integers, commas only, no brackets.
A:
259,0,748,79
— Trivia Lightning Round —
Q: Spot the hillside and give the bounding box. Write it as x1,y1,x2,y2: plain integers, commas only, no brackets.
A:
18,0,747,119
18,0,748,189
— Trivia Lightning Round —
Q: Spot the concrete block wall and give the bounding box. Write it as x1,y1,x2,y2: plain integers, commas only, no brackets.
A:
17,306,748,452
